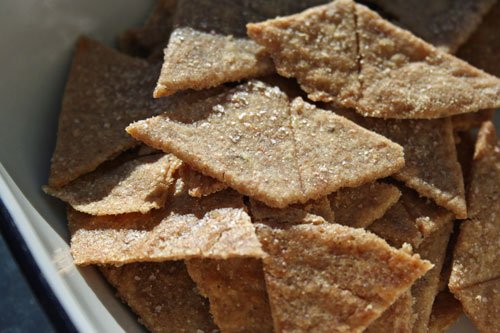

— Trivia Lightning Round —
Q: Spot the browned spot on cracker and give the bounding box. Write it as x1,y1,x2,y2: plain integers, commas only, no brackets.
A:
44,154,181,215
128,81,404,208
329,181,401,228
69,186,264,265
186,258,273,333
428,290,462,333
100,261,217,333
256,221,432,333
365,290,413,333
248,0,500,119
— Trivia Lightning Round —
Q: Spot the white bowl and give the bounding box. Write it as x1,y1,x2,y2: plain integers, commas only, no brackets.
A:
0,1,488,332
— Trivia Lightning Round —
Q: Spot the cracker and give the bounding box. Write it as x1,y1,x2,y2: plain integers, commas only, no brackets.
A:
365,290,413,333
128,81,404,208
452,278,500,333
362,0,496,53
450,121,500,289
186,258,273,333
411,222,453,333
117,0,177,60
48,37,167,188
179,165,228,198
455,131,476,193
452,109,494,132
69,187,264,265
256,221,432,333
248,0,500,119
329,181,401,228
44,154,181,215
428,290,462,333
100,261,216,333
457,1,500,77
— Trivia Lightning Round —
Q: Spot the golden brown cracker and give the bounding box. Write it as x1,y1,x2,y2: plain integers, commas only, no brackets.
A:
248,0,500,119
69,188,264,265
48,37,167,188
186,258,273,333
44,154,181,215
128,81,404,208
452,109,494,132
100,261,216,333
179,165,228,198
450,122,500,290
428,290,462,333
411,222,453,333
256,221,432,333
458,1,500,77
329,181,401,228
362,0,496,53
365,290,413,333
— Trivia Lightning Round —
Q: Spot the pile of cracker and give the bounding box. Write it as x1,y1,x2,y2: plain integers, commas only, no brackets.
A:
45,0,500,332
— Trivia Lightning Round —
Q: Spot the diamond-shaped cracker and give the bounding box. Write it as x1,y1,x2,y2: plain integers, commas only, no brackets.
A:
100,261,217,333
411,221,453,333
128,81,404,208
361,0,496,53
365,290,413,333
69,186,264,265
248,0,500,119
329,181,401,228
44,154,181,215
48,37,166,187
428,291,462,333
186,258,274,333
457,1,500,77
256,221,432,333
450,121,500,290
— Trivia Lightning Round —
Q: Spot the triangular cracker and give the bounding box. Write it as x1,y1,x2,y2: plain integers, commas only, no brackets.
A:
329,181,401,228
248,0,500,119
365,290,413,333
450,121,500,289
256,221,432,333
361,0,496,53
48,37,166,187
457,0,500,77
100,261,216,333
69,187,264,265
186,258,274,333
129,81,404,208
44,154,181,215
428,291,462,333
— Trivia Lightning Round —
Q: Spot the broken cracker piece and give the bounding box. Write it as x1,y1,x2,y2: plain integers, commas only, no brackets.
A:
179,165,228,198
44,154,181,215
186,258,273,333
100,261,216,333
329,181,401,228
48,37,169,187
69,187,264,265
428,290,462,333
256,221,432,333
128,81,404,208
248,0,500,119
365,290,413,333
450,121,500,290
362,0,496,53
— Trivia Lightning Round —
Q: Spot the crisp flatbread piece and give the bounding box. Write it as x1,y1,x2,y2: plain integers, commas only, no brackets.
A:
118,0,177,60
453,278,500,333
450,122,500,290
452,109,494,132
329,181,401,228
411,222,453,333
457,1,500,77
128,81,404,208
362,0,496,53
179,165,228,198
428,290,462,333
44,154,181,215
364,290,413,333
186,258,273,333
248,0,500,119
69,187,264,265
100,261,216,333
48,37,169,188
256,221,432,333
